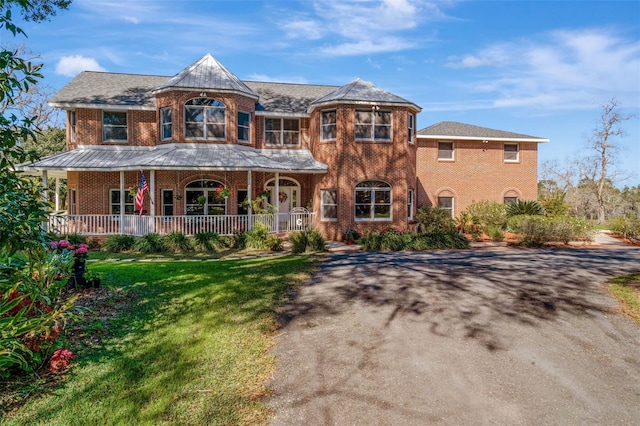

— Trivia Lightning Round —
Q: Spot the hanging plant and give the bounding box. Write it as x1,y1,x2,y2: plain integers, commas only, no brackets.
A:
129,186,138,197
197,195,207,205
215,186,233,198
257,190,270,199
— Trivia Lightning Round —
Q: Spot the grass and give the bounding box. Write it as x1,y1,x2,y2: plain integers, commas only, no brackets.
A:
1,254,317,425
608,273,640,322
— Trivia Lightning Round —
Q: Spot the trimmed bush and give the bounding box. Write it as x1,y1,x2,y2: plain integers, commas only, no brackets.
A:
463,200,507,229
415,206,456,233
508,215,596,246
133,233,166,253
164,232,193,252
101,234,135,252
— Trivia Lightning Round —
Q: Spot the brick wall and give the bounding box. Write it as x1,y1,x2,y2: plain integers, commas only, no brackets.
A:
416,138,539,217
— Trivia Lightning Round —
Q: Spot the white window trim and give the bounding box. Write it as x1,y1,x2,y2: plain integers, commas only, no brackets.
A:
408,113,415,144
355,109,393,142
504,143,520,162
110,189,135,215
160,107,172,141
354,181,393,222
320,109,337,142
437,196,454,218
183,98,226,140
237,110,251,144
102,110,128,143
264,117,300,146
408,189,414,220
162,189,174,216
437,141,455,161
320,189,338,222
69,110,76,143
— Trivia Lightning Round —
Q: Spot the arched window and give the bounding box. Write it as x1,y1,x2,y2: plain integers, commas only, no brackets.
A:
184,98,226,140
185,180,227,215
355,180,392,221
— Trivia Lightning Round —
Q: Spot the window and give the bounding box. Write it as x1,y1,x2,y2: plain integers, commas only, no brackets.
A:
237,190,249,215
504,143,519,162
355,180,392,221
438,142,454,160
69,189,77,215
408,113,415,144
110,190,135,214
185,180,227,215
408,189,414,220
103,111,127,142
437,196,454,218
265,118,299,146
321,110,336,141
162,190,174,216
237,111,250,143
321,189,337,221
355,109,392,141
161,107,172,140
69,111,76,142
184,98,225,139
504,196,518,204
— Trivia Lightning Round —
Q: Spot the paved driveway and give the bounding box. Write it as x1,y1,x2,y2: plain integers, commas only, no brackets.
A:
268,247,640,425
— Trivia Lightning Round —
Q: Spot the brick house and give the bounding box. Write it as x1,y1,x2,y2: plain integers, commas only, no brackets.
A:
22,54,548,240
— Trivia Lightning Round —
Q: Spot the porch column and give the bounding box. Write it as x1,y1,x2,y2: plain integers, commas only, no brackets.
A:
247,169,252,231
54,177,60,211
150,170,156,234
119,171,124,234
274,172,279,233
42,171,48,232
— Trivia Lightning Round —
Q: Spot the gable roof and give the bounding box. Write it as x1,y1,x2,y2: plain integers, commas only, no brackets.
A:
245,81,338,116
309,78,421,112
153,54,259,99
417,121,548,142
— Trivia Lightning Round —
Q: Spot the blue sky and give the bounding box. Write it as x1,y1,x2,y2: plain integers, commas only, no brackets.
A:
16,0,640,186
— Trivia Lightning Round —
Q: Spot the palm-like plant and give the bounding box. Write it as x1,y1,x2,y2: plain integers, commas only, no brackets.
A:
506,199,545,217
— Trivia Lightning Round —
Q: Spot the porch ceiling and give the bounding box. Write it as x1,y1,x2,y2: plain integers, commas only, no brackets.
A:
18,143,328,177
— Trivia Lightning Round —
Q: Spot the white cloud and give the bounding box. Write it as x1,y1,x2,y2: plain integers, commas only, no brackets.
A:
124,16,140,24
55,55,107,77
247,74,308,84
445,29,640,110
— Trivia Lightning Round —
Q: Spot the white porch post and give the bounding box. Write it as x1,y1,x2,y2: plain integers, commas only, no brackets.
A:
247,169,252,231
54,177,60,211
42,171,48,232
274,172,279,233
119,171,124,234
150,169,155,233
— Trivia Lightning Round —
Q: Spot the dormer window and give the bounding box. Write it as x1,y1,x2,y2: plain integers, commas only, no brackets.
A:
184,98,226,140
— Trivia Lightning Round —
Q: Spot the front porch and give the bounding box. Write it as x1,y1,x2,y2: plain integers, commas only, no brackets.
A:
47,211,316,237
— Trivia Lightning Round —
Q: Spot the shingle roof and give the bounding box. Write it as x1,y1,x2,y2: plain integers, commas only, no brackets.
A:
49,72,168,109
309,78,421,112
153,54,258,99
417,121,548,141
19,144,328,174
246,81,338,116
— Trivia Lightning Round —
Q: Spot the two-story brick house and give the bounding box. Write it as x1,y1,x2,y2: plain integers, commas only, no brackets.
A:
22,54,547,240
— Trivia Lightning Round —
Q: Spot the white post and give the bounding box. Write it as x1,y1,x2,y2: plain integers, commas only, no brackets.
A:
274,172,279,233
150,169,155,233
54,177,60,211
119,171,125,234
247,169,252,231
42,171,48,232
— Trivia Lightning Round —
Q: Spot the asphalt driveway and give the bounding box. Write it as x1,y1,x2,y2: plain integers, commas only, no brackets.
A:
268,247,640,425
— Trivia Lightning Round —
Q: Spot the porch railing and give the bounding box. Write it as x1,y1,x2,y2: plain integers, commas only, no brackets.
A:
47,212,315,237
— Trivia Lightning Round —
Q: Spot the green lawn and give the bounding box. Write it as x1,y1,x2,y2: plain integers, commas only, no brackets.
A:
608,273,640,323
2,255,317,425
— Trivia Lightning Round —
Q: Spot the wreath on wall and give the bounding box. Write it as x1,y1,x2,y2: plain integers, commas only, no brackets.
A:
279,191,288,203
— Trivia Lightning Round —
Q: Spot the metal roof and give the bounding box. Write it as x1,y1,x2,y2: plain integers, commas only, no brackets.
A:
309,78,421,112
417,121,548,142
153,54,259,99
19,144,328,176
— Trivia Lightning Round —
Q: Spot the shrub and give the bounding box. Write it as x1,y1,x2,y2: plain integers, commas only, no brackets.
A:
485,225,505,242
508,215,596,246
244,222,271,250
194,231,224,251
102,234,135,252
289,229,327,253
232,230,247,249
505,199,545,217
407,231,470,250
62,233,86,246
164,232,193,252
133,233,166,253
266,235,284,252
608,216,640,241
456,211,482,239
463,200,507,229
343,227,362,243
415,206,456,233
